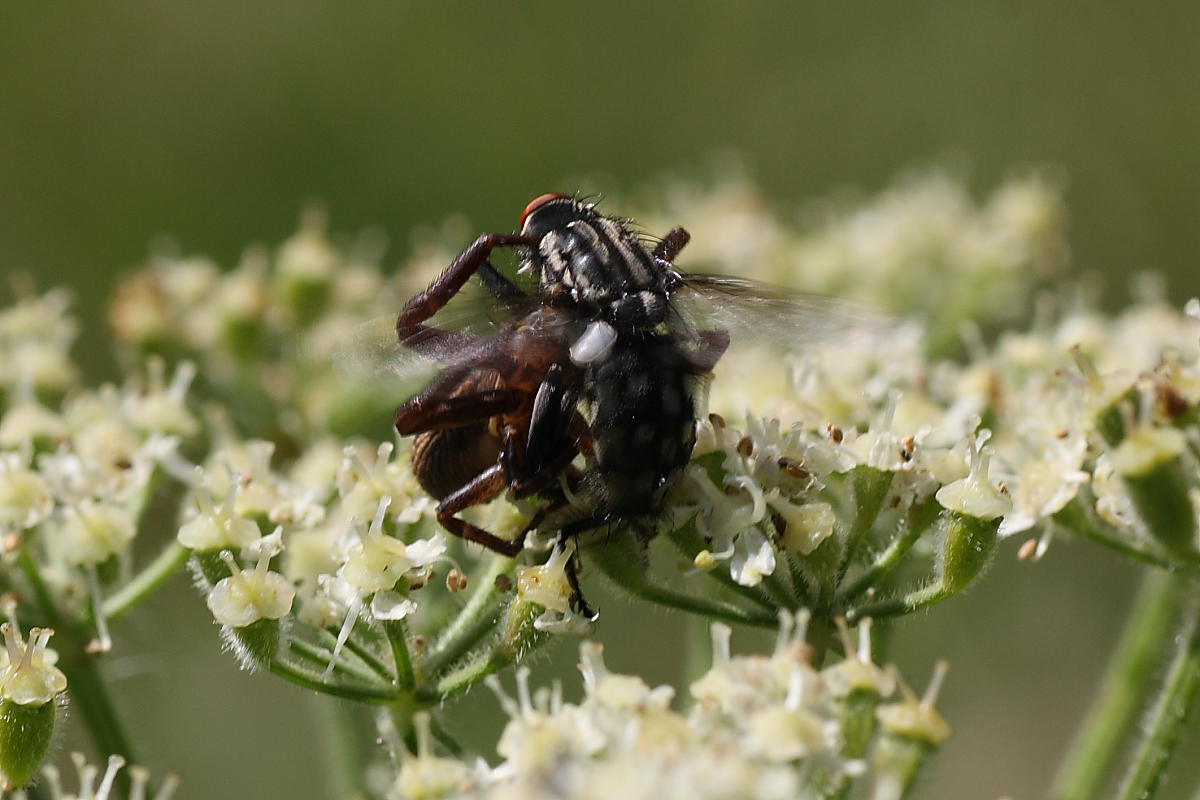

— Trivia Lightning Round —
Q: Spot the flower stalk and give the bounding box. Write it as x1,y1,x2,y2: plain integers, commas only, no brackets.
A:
1050,569,1183,800
1114,581,1200,800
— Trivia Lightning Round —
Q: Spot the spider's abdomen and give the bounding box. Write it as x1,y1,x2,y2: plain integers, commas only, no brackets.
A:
589,333,697,516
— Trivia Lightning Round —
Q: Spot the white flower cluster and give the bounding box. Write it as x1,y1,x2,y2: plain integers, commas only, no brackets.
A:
678,286,1200,593
177,437,465,658
640,168,1066,350
387,617,947,800
106,208,454,442
10,752,180,800
0,284,199,623
0,287,78,399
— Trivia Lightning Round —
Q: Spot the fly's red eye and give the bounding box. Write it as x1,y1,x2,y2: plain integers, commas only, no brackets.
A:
520,193,569,229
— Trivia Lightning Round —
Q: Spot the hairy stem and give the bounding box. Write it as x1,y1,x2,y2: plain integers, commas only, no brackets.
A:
269,658,398,704
101,541,192,622
421,647,512,702
382,619,415,690
318,627,395,684
1054,494,1177,572
18,547,137,767
1050,569,1181,800
838,466,894,583
1114,581,1200,800
591,533,778,628
837,497,940,604
289,639,387,686
424,554,513,678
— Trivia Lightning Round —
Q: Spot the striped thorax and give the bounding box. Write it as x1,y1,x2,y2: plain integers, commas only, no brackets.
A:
520,194,671,328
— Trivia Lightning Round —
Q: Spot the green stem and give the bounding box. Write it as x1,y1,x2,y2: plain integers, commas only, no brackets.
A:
837,466,894,583
591,533,778,628
269,658,398,704
616,576,779,628
289,639,387,686
424,554,513,677
382,619,415,690
1050,569,1181,800
101,541,192,622
18,548,137,765
1114,581,1200,800
837,498,940,604
758,566,801,611
785,556,809,603
1055,494,1178,572
421,647,511,702
318,627,395,684
845,582,949,624
311,696,372,800
428,715,464,757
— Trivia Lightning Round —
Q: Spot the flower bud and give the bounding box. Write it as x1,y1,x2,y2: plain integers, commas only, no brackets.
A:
0,454,53,531
214,257,269,360
516,542,593,635
393,712,469,799
872,662,951,798
1113,426,1198,557
60,500,136,567
769,498,836,556
875,661,951,745
207,550,294,670
0,625,66,789
275,208,337,326
937,512,999,594
934,439,1011,522
824,618,896,759
341,497,413,595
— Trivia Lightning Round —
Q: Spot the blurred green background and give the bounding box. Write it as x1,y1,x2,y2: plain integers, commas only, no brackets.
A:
3,3,1198,798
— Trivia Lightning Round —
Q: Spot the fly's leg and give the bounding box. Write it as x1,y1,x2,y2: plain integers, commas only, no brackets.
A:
653,226,691,263
477,260,530,304
684,329,731,373
511,364,587,499
436,464,527,557
562,540,596,619
524,364,577,470
396,233,539,353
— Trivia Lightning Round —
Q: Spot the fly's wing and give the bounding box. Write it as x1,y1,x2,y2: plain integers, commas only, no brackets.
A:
320,277,537,385
669,273,896,352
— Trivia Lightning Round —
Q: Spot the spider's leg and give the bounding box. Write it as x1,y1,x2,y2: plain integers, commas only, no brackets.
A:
394,371,521,435
436,464,526,557
397,232,538,355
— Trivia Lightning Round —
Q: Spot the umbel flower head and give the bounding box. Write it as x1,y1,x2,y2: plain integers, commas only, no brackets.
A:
4,167,1200,798
384,615,943,800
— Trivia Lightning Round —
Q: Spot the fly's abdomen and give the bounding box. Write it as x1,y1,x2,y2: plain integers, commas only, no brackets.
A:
589,334,697,516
